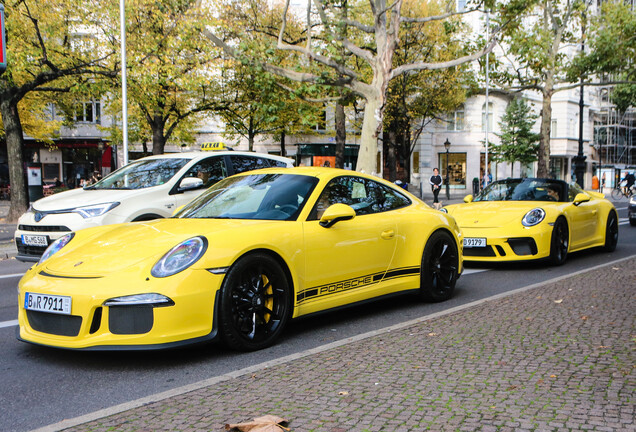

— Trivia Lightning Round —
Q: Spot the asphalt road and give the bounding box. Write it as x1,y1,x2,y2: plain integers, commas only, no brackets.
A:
0,204,633,432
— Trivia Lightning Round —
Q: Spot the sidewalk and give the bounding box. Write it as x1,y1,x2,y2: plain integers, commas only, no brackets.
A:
42,257,635,432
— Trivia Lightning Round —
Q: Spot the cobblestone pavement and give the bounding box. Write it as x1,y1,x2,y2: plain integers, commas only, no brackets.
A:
54,258,635,432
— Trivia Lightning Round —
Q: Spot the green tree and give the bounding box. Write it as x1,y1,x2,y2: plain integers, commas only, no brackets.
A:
383,0,472,181
490,98,541,177
213,0,326,153
103,0,222,155
0,0,116,221
201,0,499,174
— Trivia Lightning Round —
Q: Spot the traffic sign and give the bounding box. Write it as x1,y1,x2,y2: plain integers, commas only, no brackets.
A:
201,142,229,151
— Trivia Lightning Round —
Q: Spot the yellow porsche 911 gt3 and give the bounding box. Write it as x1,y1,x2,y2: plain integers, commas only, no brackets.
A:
18,167,462,351
442,178,618,265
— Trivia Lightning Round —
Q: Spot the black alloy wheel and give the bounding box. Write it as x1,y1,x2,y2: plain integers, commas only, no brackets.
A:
603,211,619,252
219,253,291,351
549,217,569,266
419,230,459,302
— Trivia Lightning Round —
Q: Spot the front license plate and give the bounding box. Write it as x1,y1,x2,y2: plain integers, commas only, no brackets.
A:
25,292,71,315
463,237,487,248
21,234,48,247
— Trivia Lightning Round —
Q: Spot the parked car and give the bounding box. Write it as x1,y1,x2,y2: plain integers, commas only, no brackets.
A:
442,178,618,265
17,167,462,351
15,151,293,262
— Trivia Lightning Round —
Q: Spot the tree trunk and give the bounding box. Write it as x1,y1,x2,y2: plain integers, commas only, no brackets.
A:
537,78,554,178
386,131,397,182
280,130,286,157
1,97,29,222
248,131,254,152
335,102,346,169
151,114,166,155
357,96,381,174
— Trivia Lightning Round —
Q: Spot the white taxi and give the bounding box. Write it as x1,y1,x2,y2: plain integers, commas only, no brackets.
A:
15,151,293,261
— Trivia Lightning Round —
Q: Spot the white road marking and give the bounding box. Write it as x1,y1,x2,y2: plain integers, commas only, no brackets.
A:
0,273,24,279
0,319,18,329
462,268,490,275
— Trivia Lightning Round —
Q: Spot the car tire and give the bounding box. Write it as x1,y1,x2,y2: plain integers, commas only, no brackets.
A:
419,230,459,302
549,217,569,266
218,253,292,351
630,218,636,227
603,211,619,252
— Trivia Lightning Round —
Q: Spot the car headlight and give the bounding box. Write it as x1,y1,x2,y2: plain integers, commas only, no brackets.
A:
73,202,120,218
151,236,208,278
630,195,636,205
39,233,75,264
522,208,546,227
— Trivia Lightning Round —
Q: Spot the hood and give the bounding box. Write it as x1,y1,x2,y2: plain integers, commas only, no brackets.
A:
42,218,280,276
445,201,547,228
32,188,158,212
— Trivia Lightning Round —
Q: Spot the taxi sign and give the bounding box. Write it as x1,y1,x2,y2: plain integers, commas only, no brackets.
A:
201,142,229,151
0,4,6,74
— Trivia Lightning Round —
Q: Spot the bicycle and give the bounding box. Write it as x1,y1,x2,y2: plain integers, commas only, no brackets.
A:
610,183,634,200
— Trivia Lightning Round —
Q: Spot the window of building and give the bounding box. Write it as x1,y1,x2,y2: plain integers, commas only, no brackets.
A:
74,101,101,124
457,0,467,11
447,106,464,131
481,102,494,132
439,152,467,188
550,119,557,138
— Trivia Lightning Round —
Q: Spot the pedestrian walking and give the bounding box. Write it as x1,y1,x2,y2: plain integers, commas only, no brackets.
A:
430,168,442,204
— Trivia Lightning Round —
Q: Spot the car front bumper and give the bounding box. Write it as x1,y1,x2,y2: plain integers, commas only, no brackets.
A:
459,224,554,262
17,266,223,350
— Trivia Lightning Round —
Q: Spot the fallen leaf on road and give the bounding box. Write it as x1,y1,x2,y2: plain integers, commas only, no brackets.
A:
581,316,588,320
225,415,289,432
427,332,438,337
550,374,557,378
338,391,349,396
554,299,563,304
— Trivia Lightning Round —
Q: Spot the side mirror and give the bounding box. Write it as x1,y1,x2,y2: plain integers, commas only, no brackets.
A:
178,177,203,192
464,194,474,203
319,203,356,228
573,192,591,206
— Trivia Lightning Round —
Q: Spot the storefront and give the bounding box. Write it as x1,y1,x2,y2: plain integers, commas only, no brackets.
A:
295,143,359,170
438,152,467,189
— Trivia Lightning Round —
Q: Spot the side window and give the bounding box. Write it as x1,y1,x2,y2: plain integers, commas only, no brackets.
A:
184,157,228,188
270,159,290,168
230,155,270,174
376,182,411,211
309,177,411,220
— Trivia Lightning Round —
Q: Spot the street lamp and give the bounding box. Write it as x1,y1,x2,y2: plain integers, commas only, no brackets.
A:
444,138,451,200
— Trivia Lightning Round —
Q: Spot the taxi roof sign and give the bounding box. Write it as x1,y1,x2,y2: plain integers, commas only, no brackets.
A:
201,142,230,151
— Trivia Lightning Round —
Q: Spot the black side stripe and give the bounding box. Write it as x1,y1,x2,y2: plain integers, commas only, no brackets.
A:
297,266,420,304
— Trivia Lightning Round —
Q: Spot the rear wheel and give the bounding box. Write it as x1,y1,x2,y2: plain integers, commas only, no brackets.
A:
604,211,619,252
218,253,291,351
419,231,459,302
610,188,623,200
549,217,569,266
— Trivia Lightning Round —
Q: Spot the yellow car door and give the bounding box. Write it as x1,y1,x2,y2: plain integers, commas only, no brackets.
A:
567,186,599,249
298,176,398,315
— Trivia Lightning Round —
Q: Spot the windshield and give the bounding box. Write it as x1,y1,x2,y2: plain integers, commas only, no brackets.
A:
474,179,567,202
86,158,189,190
176,173,318,221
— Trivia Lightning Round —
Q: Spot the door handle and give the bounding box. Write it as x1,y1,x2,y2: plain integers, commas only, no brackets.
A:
381,230,395,239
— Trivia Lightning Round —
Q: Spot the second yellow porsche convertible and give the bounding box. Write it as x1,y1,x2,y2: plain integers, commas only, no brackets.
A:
442,178,618,265
18,167,462,351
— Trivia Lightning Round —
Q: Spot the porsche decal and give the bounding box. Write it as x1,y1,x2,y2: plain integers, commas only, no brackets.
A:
296,266,420,304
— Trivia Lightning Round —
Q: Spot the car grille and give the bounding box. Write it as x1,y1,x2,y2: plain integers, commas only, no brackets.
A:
463,246,496,257
18,224,71,232
507,238,538,256
26,310,82,337
109,306,154,335
15,238,48,257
